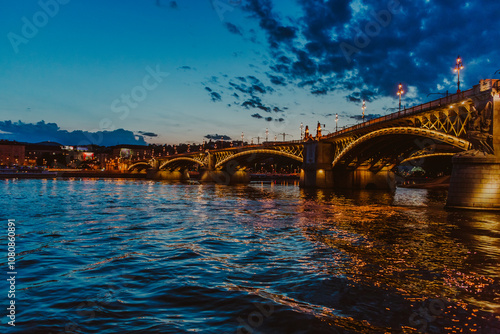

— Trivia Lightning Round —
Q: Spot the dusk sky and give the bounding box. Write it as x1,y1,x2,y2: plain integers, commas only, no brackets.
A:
1,0,499,146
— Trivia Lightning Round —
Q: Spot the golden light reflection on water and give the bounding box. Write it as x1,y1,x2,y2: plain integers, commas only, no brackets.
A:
294,186,500,332
4,180,499,332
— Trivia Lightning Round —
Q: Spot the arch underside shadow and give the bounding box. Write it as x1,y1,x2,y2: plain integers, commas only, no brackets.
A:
215,149,303,169
332,127,471,170
128,162,153,171
159,157,205,170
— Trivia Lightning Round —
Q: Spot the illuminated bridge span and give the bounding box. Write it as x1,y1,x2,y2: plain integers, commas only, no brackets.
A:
128,79,500,210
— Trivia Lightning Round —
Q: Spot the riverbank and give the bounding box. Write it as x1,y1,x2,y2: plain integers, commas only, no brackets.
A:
2,170,301,181
57,170,147,179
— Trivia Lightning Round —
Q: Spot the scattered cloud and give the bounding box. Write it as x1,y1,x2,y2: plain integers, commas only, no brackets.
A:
210,92,222,102
345,90,377,103
311,88,328,95
225,22,243,36
204,85,222,102
138,131,158,137
266,73,287,86
204,134,231,140
229,76,273,95
241,96,271,112
251,113,263,119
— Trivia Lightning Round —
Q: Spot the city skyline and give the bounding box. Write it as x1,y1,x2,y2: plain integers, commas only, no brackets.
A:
1,0,499,146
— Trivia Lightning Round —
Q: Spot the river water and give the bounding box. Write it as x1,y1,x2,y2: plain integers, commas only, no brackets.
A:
1,178,499,333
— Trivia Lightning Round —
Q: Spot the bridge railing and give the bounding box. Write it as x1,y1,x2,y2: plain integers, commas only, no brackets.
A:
324,87,475,139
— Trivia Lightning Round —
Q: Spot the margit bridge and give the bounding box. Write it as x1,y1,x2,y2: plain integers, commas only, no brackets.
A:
126,79,500,210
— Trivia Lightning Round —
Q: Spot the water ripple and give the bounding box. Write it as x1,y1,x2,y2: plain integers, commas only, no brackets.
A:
1,179,499,333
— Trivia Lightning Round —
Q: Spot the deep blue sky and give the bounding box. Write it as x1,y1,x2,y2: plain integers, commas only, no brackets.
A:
1,0,499,146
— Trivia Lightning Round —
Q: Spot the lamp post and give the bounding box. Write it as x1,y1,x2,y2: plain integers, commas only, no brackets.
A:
300,122,304,139
362,100,366,122
265,128,269,142
335,113,338,132
397,83,404,111
252,136,261,144
278,133,292,141
241,132,244,146
454,56,464,93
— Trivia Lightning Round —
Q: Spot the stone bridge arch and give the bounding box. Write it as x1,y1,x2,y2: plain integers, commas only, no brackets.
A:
127,161,153,171
331,127,471,167
159,157,206,170
214,148,303,169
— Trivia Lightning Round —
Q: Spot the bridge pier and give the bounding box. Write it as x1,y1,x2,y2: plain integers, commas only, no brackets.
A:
300,141,334,188
333,167,395,190
200,169,250,185
146,169,190,181
446,81,500,210
198,151,250,184
446,155,500,210
300,141,395,190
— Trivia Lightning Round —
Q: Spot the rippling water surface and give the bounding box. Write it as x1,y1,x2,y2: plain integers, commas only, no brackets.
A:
1,179,499,333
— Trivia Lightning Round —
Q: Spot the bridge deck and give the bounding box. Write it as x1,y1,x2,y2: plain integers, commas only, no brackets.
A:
324,88,475,140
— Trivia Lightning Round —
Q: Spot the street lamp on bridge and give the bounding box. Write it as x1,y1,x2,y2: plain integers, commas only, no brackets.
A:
397,83,404,111
300,122,304,139
252,136,262,144
266,128,269,141
361,100,366,122
454,55,464,93
335,113,338,132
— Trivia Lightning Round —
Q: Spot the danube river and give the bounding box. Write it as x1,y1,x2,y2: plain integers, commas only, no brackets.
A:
1,179,499,333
